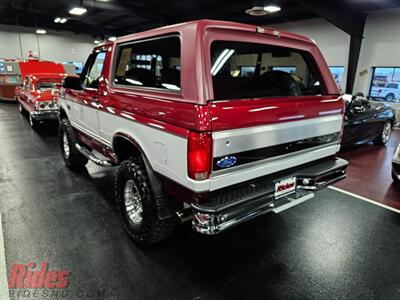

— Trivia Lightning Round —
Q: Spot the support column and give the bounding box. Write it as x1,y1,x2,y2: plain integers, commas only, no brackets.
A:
346,35,363,94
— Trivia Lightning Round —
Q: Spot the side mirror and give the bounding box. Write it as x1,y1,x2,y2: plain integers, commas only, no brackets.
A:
63,76,82,90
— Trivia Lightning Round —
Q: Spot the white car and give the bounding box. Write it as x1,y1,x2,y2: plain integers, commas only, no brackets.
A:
371,82,400,102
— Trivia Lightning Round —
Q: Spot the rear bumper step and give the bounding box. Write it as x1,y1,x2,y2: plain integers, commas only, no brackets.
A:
191,157,348,235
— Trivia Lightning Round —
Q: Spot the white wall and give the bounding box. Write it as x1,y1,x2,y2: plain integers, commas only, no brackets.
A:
0,25,94,64
354,8,400,95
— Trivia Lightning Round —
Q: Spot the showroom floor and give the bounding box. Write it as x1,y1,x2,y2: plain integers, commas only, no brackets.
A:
335,130,400,208
1,102,400,299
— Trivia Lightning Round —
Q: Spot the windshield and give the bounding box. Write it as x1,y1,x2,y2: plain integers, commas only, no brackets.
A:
210,41,323,100
37,79,61,90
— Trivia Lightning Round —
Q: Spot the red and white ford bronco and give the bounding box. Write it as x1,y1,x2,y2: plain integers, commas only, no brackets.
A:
58,20,348,245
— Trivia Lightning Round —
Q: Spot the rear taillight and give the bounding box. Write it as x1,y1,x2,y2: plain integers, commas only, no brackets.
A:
188,131,213,181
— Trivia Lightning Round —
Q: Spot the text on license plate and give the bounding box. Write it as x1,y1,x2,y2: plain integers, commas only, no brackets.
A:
274,177,296,199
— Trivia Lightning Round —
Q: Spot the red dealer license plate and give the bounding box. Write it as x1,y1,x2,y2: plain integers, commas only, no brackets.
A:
274,176,296,199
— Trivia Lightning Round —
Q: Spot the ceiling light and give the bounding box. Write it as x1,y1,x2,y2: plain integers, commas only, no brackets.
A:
54,17,68,23
36,29,46,35
108,36,116,41
69,7,87,15
94,40,101,44
211,49,235,75
245,5,281,16
264,5,281,13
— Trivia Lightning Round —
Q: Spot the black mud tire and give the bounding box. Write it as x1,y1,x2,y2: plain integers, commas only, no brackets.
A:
115,158,176,245
373,121,392,145
59,118,88,170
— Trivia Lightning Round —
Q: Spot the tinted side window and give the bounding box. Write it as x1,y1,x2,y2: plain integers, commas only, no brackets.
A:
387,83,398,89
210,41,323,100
114,36,181,92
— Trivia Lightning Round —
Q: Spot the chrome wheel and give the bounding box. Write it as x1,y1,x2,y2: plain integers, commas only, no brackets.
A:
382,122,391,144
63,132,70,159
124,179,143,226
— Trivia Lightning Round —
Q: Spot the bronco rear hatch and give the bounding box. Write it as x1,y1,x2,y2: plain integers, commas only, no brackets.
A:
205,37,344,187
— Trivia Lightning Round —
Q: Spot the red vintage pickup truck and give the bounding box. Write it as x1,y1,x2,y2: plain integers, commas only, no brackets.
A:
58,20,348,245
16,73,65,128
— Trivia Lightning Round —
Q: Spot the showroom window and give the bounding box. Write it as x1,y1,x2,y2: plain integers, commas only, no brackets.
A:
210,41,323,100
369,67,400,102
113,36,181,92
329,66,345,90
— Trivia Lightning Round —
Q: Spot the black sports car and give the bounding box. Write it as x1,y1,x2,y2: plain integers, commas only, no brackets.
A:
341,94,396,148
393,143,400,183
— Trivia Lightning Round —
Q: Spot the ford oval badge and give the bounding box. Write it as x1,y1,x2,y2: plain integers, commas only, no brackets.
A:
217,156,237,169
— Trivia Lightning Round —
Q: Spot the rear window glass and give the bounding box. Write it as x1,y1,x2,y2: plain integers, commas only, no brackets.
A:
210,41,323,100
114,36,181,92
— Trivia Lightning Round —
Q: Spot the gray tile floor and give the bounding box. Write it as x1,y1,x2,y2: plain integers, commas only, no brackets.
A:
1,102,400,299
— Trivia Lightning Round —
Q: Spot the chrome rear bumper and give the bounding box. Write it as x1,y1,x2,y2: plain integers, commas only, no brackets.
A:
191,157,348,235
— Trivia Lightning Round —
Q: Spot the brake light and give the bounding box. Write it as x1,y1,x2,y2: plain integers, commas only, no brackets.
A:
188,131,213,181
